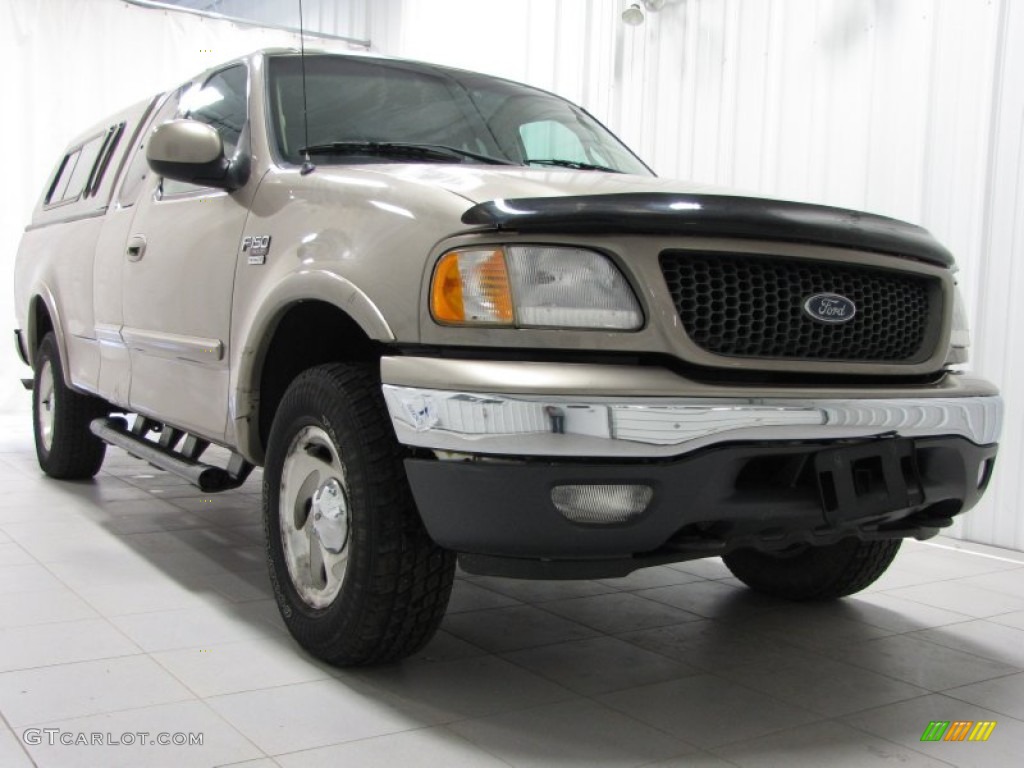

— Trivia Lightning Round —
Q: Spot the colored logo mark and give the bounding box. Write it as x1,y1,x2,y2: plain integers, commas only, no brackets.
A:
920,720,996,742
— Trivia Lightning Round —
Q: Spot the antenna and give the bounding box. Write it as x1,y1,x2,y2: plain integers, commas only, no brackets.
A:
298,0,314,175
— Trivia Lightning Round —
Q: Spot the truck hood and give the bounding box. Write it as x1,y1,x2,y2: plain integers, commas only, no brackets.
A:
336,165,954,268
355,164,741,205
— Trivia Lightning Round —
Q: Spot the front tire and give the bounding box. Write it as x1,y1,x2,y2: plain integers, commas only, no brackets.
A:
263,363,455,666
32,332,107,479
723,538,902,600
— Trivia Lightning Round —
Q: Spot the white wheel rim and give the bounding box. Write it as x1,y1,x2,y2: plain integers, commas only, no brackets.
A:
36,359,56,452
279,425,351,609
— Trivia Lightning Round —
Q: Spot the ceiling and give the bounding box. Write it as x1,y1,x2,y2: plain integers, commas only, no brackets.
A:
138,0,369,42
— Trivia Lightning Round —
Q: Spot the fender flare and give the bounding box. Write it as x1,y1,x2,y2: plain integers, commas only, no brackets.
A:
229,270,395,462
27,283,73,388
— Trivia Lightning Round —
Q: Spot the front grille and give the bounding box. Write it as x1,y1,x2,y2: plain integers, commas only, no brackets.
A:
659,252,939,362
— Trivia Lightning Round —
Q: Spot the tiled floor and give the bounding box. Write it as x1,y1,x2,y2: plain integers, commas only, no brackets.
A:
0,411,1021,767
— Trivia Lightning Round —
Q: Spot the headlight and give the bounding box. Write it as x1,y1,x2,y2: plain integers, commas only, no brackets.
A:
947,285,970,364
430,245,643,330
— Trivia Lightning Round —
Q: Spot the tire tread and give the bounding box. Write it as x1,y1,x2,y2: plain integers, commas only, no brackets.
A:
33,333,107,479
723,538,902,601
263,363,455,666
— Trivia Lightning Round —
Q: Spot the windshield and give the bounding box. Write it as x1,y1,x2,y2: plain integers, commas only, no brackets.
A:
266,54,652,175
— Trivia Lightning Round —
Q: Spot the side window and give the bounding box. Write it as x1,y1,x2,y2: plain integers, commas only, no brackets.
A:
163,65,248,196
45,133,105,206
117,90,182,207
182,65,248,156
85,122,126,198
46,151,80,205
519,120,588,164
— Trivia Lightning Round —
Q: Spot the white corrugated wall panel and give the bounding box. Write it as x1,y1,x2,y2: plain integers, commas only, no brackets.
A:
964,0,1024,549
176,0,370,42
375,0,1021,550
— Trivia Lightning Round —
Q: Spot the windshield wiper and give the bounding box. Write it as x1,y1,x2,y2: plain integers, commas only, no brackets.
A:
299,141,514,165
526,158,624,173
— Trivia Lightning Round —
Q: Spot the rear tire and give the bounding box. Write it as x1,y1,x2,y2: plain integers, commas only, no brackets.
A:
32,332,107,479
723,538,902,600
263,362,455,666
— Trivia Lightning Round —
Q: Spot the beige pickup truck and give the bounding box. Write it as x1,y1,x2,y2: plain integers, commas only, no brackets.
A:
14,49,1002,665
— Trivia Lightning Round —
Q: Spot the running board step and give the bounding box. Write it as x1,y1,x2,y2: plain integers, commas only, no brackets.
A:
90,417,253,493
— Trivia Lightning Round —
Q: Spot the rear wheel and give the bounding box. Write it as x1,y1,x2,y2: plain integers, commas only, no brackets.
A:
723,538,902,600
32,332,107,479
263,362,455,666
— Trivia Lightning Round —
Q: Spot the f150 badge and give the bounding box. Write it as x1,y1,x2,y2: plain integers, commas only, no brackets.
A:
803,293,856,324
242,235,271,265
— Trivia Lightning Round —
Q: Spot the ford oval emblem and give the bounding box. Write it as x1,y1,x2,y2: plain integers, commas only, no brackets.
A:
803,293,857,324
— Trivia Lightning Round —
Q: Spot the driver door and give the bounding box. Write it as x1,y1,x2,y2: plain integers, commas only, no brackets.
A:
121,64,254,439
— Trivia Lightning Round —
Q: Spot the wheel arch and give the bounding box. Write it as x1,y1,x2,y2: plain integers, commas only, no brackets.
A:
27,286,71,386
231,274,396,464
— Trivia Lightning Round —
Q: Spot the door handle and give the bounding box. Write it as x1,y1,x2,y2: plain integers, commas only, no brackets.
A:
126,235,147,262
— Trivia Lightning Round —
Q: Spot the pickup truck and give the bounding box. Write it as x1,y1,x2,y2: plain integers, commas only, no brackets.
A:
13,48,1002,666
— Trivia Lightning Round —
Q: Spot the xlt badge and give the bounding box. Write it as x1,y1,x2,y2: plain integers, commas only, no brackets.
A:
803,293,856,324
242,235,271,265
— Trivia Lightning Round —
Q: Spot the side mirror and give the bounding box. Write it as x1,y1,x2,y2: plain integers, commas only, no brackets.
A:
146,119,238,190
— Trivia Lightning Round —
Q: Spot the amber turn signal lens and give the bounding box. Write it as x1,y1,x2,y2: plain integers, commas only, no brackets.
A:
431,252,466,323
430,249,514,325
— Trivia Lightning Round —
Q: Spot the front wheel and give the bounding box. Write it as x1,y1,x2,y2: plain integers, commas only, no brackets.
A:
723,538,902,600
263,363,455,666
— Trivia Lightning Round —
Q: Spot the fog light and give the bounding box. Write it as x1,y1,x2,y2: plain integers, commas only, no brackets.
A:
552,484,653,525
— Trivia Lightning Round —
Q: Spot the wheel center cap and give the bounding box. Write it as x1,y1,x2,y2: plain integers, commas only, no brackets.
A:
311,478,349,554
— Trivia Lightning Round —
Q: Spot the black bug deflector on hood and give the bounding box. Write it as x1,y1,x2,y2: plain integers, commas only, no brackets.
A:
460,193,954,268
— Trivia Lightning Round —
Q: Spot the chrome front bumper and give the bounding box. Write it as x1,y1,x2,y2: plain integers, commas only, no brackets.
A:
381,358,1003,458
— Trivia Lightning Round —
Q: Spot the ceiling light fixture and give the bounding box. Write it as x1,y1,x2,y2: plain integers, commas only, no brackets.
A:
622,1,666,26
622,3,645,26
